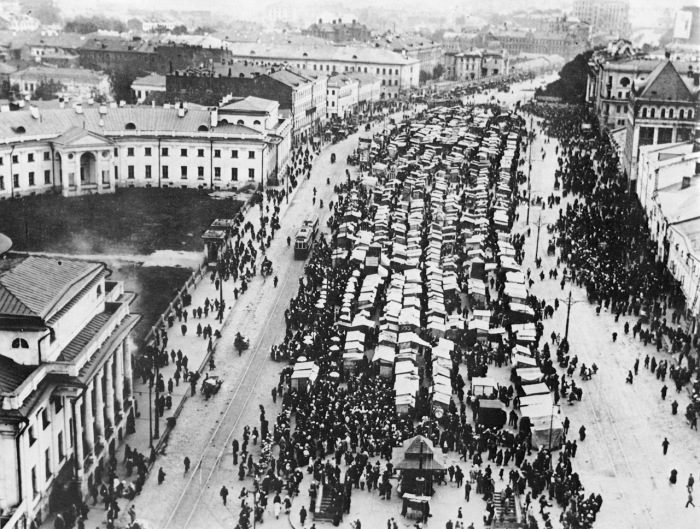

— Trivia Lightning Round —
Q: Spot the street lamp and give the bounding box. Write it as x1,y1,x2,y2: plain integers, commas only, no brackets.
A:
534,213,543,262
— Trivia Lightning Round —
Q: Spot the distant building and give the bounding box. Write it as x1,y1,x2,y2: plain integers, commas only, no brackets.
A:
0,13,40,32
385,35,444,76
348,72,381,111
667,6,700,59
10,66,111,100
443,47,509,82
480,27,588,60
326,74,359,119
222,42,420,99
304,18,371,43
0,255,140,529
0,99,292,198
131,73,166,102
23,34,85,67
573,0,630,38
622,60,700,191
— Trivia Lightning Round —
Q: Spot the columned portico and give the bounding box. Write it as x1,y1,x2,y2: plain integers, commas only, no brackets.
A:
94,371,104,448
104,358,115,432
83,381,95,456
123,340,133,402
74,396,85,476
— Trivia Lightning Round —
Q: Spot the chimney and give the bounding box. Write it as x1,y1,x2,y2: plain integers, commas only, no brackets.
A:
664,50,671,59
99,118,104,127
694,73,700,86
681,176,692,189
99,104,107,115
75,103,83,114
210,108,218,128
119,100,126,107
29,105,39,119
59,101,65,109
688,65,694,78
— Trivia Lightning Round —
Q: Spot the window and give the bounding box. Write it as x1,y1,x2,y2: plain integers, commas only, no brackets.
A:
12,338,29,349
31,467,37,497
58,432,64,461
232,150,238,158
689,110,694,119
660,108,666,119
248,168,255,180
197,166,204,179
29,426,36,446
28,153,34,162
650,108,656,118
214,149,221,158
145,165,152,179
45,449,51,478
44,151,50,161
53,396,63,413
680,109,685,119
162,148,169,156
181,149,188,157
12,155,18,163
382,68,386,74
231,168,238,181
127,147,134,156
253,120,261,125
28,172,35,186
44,170,51,184
214,167,221,180
41,408,50,429
128,166,135,179
0,176,4,190
616,105,621,113
181,166,187,179
114,167,118,180
114,148,118,156
642,107,647,118
248,151,255,159
197,149,204,157
162,166,169,179
145,147,152,156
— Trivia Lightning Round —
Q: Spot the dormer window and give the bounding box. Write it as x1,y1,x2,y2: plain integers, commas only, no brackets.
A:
125,122,136,130
12,338,29,349
198,125,209,132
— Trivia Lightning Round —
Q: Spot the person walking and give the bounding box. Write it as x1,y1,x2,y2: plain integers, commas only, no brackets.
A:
220,485,229,506
662,437,670,455
661,385,668,400
184,456,191,473
465,481,471,501
300,506,308,526
688,474,695,492
158,468,166,484
686,492,695,508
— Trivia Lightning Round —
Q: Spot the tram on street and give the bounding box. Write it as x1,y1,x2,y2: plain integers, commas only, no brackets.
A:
294,212,320,260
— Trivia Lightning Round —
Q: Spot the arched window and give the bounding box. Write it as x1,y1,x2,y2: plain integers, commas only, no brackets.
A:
641,107,647,118
668,108,674,118
253,120,261,125
660,108,666,118
679,109,685,119
237,120,244,125
12,338,29,349
620,77,630,87
688,110,694,119
125,122,136,130
198,125,209,132
650,108,655,118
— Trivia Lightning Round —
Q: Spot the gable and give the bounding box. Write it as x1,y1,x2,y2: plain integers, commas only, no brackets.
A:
641,62,693,101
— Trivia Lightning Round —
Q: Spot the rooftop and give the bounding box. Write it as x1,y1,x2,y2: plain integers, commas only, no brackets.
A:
219,95,277,113
132,73,166,88
657,176,700,225
11,66,107,83
225,42,419,66
0,355,36,394
0,256,103,319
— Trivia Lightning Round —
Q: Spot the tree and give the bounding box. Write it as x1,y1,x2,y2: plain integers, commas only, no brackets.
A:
33,80,64,100
108,70,141,104
65,15,126,34
539,50,594,104
419,70,431,84
172,25,189,35
432,64,445,80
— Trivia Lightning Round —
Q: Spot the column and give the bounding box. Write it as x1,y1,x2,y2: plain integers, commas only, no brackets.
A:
123,340,133,401
104,357,115,432
114,347,124,416
74,397,84,475
83,382,94,457
94,371,104,447
74,154,82,192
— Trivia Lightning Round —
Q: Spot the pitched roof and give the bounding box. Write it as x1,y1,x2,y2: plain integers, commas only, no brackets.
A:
0,355,36,394
11,66,107,84
132,73,166,88
636,60,694,101
0,256,102,319
404,435,435,455
220,96,277,113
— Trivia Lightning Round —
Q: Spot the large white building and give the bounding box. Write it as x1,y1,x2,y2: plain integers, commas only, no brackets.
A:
0,255,140,529
326,75,359,119
223,42,420,99
0,97,292,199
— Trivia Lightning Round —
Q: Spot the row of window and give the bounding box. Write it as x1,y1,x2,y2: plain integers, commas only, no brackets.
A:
126,147,256,159
307,63,401,76
0,170,52,190
0,151,51,165
124,165,253,181
640,107,693,120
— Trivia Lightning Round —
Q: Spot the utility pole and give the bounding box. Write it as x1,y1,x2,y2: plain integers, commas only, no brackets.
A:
526,117,533,225
564,290,572,342
534,213,543,261
153,350,160,439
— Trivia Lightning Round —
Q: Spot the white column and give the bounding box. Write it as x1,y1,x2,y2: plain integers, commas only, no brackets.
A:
83,382,94,456
123,340,133,401
94,371,104,447
114,346,124,416
74,397,84,475
104,357,115,432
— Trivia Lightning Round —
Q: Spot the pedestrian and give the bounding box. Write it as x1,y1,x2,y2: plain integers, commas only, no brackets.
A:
274,276,279,288
686,492,695,508
220,485,229,506
662,437,670,455
465,482,471,501
688,474,695,492
300,506,307,526
158,467,166,484
612,332,617,342
272,387,277,403
661,385,668,400
184,456,190,473
128,506,136,524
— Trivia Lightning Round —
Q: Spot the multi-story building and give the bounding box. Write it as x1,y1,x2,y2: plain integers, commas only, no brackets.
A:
443,47,509,82
303,19,371,43
0,98,292,199
480,27,589,60
10,66,111,100
0,254,140,529
573,0,630,38
222,42,420,99
387,36,444,76
166,65,326,145
622,60,699,192
326,75,359,119
348,72,381,112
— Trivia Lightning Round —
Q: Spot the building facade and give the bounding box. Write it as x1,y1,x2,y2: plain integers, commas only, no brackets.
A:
326,75,359,119
223,42,420,99
303,19,371,43
573,0,630,38
622,60,699,191
0,255,140,529
0,99,292,199
443,48,509,82
10,67,111,101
